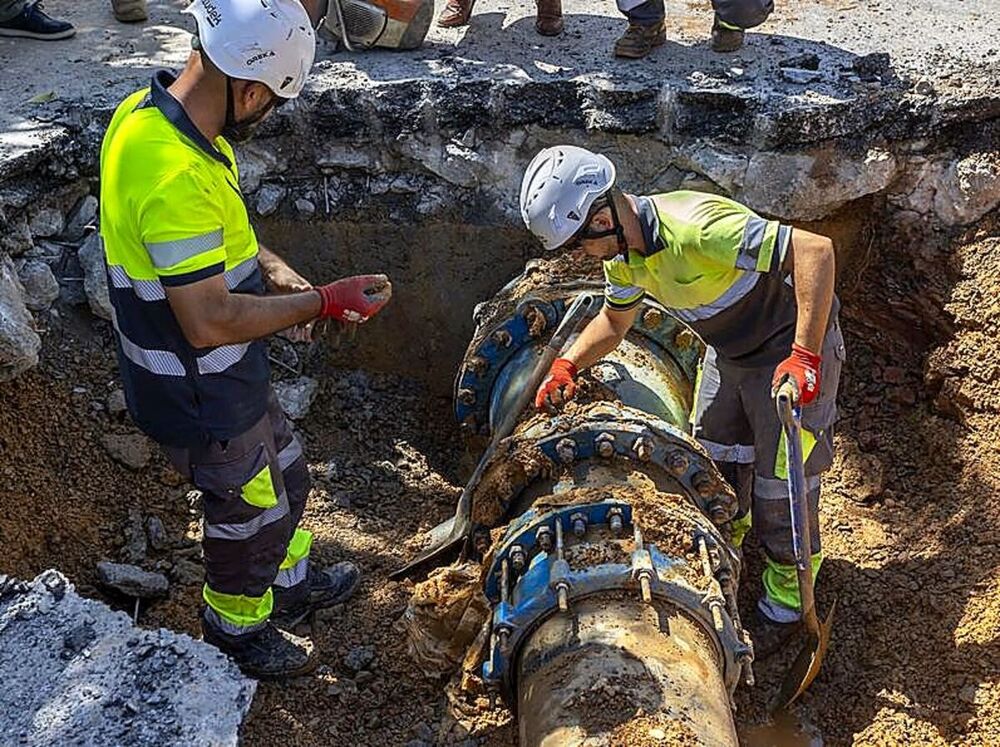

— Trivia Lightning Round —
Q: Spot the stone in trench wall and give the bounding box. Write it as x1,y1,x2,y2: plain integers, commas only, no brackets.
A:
16,258,60,311
78,232,113,321
888,151,1000,227
740,146,899,221
0,253,41,381
0,570,256,747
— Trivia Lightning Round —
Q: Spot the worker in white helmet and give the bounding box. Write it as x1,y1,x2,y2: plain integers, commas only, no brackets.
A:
519,145,844,656
99,0,392,678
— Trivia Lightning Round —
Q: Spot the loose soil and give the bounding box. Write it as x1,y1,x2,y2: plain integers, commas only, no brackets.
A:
1,212,998,745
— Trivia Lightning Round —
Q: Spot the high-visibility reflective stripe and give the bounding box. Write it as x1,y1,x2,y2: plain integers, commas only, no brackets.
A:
110,255,258,300
761,552,824,616
757,594,800,623
273,556,308,588
110,308,186,376
735,216,769,272
203,490,289,541
145,229,224,270
671,270,761,323
278,437,303,471
224,256,258,289
754,474,821,501
203,601,268,636
196,343,250,375
697,438,755,464
108,264,166,301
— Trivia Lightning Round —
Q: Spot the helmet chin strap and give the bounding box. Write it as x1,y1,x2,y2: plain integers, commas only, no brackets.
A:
582,193,628,254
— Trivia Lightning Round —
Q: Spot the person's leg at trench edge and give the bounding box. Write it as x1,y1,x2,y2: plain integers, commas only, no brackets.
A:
0,0,75,40
614,0,665,59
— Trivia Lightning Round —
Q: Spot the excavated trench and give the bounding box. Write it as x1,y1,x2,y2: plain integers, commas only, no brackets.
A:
1,36,999,743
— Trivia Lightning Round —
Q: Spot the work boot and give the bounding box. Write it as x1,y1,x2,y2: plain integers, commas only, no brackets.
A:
272,561,361,628
203,619,317,680
710,16,744,53
437,0,475,28
748,600,802,660
0,2,75,40
535,0,563,36
613,20,666,60
111,0,148,23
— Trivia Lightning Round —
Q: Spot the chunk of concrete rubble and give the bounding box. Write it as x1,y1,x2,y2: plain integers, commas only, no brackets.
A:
101,432,152,470
0,212,33,256
63,194,98,242
107,387,128,416
97,561,169,599
28,206,64,239
255,183,286,217
0,253,41,381
274,375,319,420
0,570,255,746
16,258,59,310
78,231,112,320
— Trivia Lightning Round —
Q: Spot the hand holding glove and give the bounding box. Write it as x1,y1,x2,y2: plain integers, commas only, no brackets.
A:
771,343,821,405
534,358,578,410
315,274,392,323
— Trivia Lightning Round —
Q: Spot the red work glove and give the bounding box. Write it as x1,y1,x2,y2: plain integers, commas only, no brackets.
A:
772,343,822,405
315,274,392,323
535,358,578,410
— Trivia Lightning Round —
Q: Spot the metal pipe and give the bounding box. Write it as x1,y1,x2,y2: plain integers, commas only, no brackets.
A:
445,257,751,745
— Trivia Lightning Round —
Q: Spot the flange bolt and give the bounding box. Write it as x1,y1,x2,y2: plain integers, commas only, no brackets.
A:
556,438,577,464
510,544,526,573
608,507,624,535
570,512,587,538
595,432,616,458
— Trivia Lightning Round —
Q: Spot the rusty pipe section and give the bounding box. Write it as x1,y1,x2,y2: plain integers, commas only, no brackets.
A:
453,258,754,746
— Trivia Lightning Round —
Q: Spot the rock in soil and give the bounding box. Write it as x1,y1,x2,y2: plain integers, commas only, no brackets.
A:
97,561,169,598
274,375,319,421
0,254,41,381
77,232,112,320
16,258,59,311
0,570,253,745
101,432,151,471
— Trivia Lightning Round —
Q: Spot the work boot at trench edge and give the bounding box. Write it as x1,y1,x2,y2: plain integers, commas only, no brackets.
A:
112,0,148,23
614,20,666,59
711,16,744,52
535,0,563,36
203,619,317,680
438,0,474,27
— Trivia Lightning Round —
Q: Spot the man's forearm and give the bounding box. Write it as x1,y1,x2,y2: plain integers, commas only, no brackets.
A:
789,230,836,354
563,308,632,370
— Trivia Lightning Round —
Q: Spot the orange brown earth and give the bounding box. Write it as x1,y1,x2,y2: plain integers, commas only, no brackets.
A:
1,216,998,745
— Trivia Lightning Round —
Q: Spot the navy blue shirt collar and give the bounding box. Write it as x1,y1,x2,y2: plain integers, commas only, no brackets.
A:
150,70,232,170
633,194,665,257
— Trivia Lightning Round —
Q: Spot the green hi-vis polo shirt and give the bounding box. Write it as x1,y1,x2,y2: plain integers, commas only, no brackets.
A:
99,70,270,448
603,191,835,367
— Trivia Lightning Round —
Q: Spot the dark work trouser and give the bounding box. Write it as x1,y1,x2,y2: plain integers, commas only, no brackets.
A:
691,317,846,622
0,0,26,22
617,0,773,30
165,390,312,636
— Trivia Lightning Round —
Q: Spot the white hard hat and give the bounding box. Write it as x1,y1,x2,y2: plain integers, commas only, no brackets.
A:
519,145,617,250
184,0,316,99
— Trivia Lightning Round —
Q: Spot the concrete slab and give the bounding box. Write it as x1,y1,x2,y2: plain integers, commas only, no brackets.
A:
0,0,995,178
0,570,255,747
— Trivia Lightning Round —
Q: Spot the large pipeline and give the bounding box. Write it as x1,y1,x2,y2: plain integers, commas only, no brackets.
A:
423,257,755,745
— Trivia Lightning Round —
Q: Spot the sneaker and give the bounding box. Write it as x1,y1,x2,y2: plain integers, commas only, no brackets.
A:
0,2,75,40
272,561,361,628
203,618,317,680
614,20,666,60
710,17,744,53
111,0,147,23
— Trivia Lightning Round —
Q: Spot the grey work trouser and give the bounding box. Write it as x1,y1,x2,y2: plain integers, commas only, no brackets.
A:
0,0,27,22
164,390,313,636
691,317,846,618
618,0,773,29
